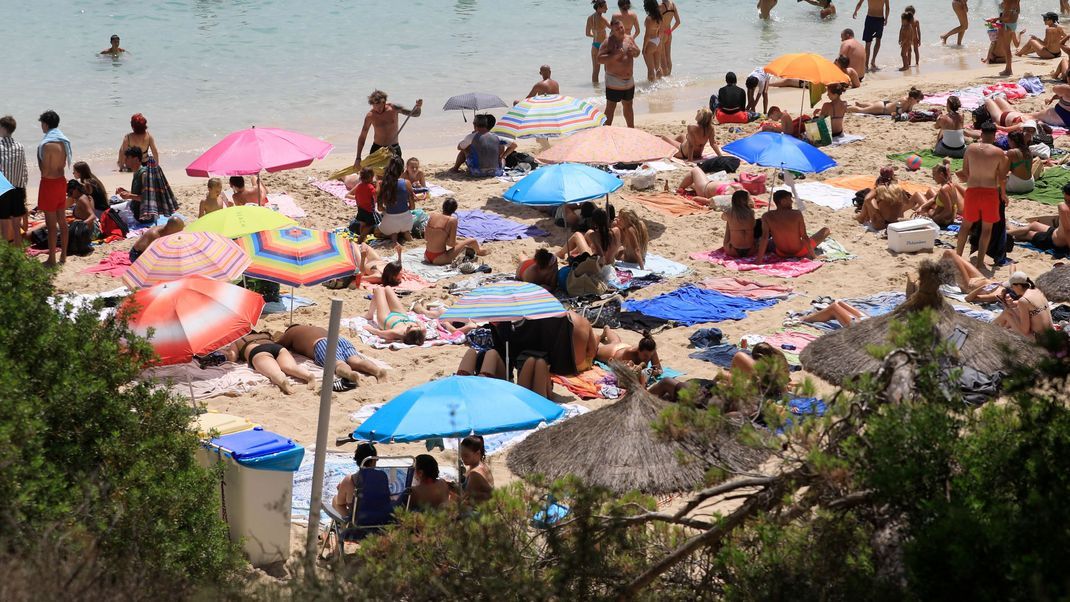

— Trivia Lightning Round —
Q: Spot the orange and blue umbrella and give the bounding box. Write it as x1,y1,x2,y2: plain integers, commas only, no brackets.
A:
123,231,251,289
441,280,566,323
236,226,357,287
492,95,606,139
122,275,265,366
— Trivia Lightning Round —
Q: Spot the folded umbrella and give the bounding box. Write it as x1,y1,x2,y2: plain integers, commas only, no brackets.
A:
328,146,393,181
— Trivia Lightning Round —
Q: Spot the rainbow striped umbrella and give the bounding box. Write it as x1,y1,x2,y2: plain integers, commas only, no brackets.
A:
123,275,265,366
123,232,251,289
236,226,357,288
441,280,566,323
492,95,606,139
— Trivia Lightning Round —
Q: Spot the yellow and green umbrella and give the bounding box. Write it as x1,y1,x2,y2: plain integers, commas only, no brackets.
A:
187,205,296,239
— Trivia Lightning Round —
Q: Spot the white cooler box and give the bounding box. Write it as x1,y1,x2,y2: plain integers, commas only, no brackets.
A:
887,218,939,253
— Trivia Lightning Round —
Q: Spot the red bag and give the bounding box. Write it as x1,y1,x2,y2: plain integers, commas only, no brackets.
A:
100,208,129,238
738,173,768,195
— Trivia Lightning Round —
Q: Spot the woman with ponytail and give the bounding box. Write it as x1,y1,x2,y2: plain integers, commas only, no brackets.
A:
459,435,494,504
934,95,971,158
594,327,662,378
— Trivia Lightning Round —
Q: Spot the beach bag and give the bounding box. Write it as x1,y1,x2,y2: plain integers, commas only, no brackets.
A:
700,156,740,174
631,166,657,191
738,172,767,195
67,221,93,257
566,255,609,297
907,110,940,123
505,152,536,169
803,117,832,147
99,207,129,238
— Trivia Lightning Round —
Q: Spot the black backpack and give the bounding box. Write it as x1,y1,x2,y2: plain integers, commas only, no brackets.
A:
66,221,94,256
700,156,741,174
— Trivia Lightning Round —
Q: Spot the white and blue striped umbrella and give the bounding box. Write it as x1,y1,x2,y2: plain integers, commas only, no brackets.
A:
492,94,606,139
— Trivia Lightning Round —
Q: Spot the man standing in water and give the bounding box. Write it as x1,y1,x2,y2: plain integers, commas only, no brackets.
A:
758,0,778,20
853,0,890,71
598,16,641,128
956,122,1007,270
353,90,422,167
998,0,1021,76
99,34,126,57
37,111,71,266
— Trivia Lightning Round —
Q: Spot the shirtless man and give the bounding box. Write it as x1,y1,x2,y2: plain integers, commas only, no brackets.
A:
37,111,70,266
854,0,890,71
1009,181,1070,254
99,34,126,57
276,324,386,384
615,0,642,38
956,121,1008,270
998,0,1021,76
799,0,836,19
1017,12,1068,59
598,16,642,128
757,0,778,20
129,216,183,263
353,90,422,168
839,29,868,79
1030,83,1070,129
756,190,830,262
423,198,489,266
228,175,268,206
524,65,560,98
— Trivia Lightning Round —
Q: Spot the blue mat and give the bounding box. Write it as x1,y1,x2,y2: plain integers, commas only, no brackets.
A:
623,285,778,326
1018,241,1069,259
778,397,827,434
688,343,740,367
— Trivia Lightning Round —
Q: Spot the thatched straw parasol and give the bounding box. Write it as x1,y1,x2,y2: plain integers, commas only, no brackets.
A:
800,261,1033,385
1037,264,1070,303
507,364,771,495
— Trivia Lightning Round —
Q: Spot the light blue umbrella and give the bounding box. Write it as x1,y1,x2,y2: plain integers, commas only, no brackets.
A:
722,132,836,173
503,163,622,207
0,171,12,197
352,376,564,443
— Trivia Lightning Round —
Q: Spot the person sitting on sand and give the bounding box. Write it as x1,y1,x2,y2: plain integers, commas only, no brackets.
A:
332,442,380,517
941,249,1007,304
722,190,757,258
517,248,559,290
760,106,802,137
677,166,742,204
555,201,596,231
1029,83,1070,129
727,341,791,398
457,345,552,397
1009,181,1070,254
451,114,517,177
1005,131,1035,194
595,327,662,380
659,107,721,160
117,113,158,172
856,166,913,230
994,271,1054,341
757,190,830,262
129,216,183,263
1016,12,1067,59
813,84,848,137
100,34,126,57
524,65,561,99
363,286,427,346
713,72,749,124
834,56,862,89
912,160,964,228
219,331,317,395
198,178,227,217
614,209,649,266
66,180,100,239
983,20,1022,66
276,323,387,386
560,207,621,267
847,87,923,117
402,157,429,201
229,175,268,206
933,96,972,158
408,455,452,511
423,197,490,266
458,435,494,504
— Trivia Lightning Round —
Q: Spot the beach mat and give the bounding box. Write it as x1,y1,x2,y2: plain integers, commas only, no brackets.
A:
310,179,353,204
823,174,933,196
622,284,778,326
616,253,690,278
262,294,315,315
1011,168,1070,206
399,247,461,282
816,237,856,262
266,192,306,218
689,248,824,278
624,192,709,217
698,277,794,300
887,150,963,173
81,250,133,277
794,181,857,211
455,209,548,243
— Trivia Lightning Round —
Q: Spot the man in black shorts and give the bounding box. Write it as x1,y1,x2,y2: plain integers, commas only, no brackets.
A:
598,16,641,127
854,0,890,71
353,90,422,168
0,115,29,247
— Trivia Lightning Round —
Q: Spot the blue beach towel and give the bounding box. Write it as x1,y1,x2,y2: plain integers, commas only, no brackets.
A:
455,209,548,243
623,285,777,326
778,397,827,434
262,295,316,315
688,343,740,367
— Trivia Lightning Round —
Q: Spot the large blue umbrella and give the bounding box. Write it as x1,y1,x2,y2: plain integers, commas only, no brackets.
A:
503,163,622,207
0,171,12,197
352,376,564,443
722,132,836,173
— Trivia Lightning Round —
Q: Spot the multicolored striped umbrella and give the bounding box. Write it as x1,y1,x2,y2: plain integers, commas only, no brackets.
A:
236,226,357,287
186,205,297,239
536,126,678,165
492,95,606,139
123,232,251,289
123,275,265,366
441,280,566,323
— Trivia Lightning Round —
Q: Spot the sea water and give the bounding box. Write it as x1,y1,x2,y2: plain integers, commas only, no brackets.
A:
0,0,1052,169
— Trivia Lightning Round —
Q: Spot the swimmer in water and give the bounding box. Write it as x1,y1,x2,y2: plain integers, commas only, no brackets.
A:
100,34,126,57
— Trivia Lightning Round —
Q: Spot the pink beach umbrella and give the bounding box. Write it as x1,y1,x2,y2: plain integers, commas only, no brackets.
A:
185,127,334,177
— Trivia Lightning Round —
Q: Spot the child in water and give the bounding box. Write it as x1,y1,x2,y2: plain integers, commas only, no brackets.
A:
905,5,921,66
899,12,917,72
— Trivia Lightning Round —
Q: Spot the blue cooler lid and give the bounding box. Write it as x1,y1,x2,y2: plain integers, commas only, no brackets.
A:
211,428,296,461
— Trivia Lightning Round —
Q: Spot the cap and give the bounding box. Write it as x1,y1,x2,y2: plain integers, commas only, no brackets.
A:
1021,119,1038,130
1005,271,1030,287
1043,12,1060,22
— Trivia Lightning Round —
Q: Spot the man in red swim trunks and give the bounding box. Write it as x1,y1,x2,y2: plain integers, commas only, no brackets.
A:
37,110,71,266
756,189,831,263
956,121,1008,270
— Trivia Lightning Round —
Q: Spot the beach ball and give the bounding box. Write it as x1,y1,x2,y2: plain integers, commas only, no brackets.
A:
905,154,923,171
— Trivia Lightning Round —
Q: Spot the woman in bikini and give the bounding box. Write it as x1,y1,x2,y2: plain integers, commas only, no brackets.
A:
912,160,964,228
658,0,679,76
984,94,1028,130
933,96,972,158
641,0,663,81
219,332,316,395
995,270,1053,340
586,1,610,83
813,83,848,137
856,166,913,230
516,248,559,290
1005,131,1036,194
1016,12,1066,59
722,190,757,257
659,107,721,160
614,209,649,267
847,87,924,117
560,207,621,267
941,249,1006,304
423,197,489,266
364,286,426,346
595,327,662,380
941,0,970,46
1030,84,1070,129
677,165,742,206
117,113,159,172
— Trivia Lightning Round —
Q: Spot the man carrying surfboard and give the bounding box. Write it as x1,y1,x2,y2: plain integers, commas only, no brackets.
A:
353,90,422,167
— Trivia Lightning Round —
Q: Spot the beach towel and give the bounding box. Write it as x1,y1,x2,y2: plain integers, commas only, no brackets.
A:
698,277,794,300
135,158,179,224
608,160,679,175
262,294,315,315
623,284,777,326
399,247,462,282
794,182,857,211
815,238,856,262
624,192,709,217
50,286,130,321
831,133,865,146
688,343,740,367
761,329,819,365
443,403,590,455
887,150,963,173
310,179,353,204
921,86,986,111
38,128,72,165
455,209,548,242
266,192,306,218
447,273,514,296
1010,167,1070,206
141,360,273,399
689,248,824,278
1018,241,1070,259
616,253,690,278
823,174,933,196
551,366,620,399
414,184,455,198
80,250,133,277
779,397,827,433
341,314,466,350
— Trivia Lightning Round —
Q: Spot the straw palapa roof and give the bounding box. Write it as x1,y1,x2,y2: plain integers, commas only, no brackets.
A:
1036,264,1070,303
507,364,771,495
800,262,1033,385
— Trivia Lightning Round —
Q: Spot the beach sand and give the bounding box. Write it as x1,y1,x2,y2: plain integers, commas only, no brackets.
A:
40,59,1066,545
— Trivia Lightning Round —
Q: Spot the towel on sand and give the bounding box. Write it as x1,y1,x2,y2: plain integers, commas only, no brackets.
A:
400,247,461,282
1011,167,1070,206
698,277,794,300
688,343,740,367
141,357,321,399
262,294,315,315
414,184,455,198
922,86,986,111
616,253,690,278
444,404,590,455
624,192,709,217
690,248,824,278
341,314,466,350
81,250,132,277
793,182,857,211
552,366,620,399
310,179,352,204
816,238,856,262
266,193,306,218
831,133,865,146
623,284,777,326
887,150,963,172
822,174,932,196
455,209,548,242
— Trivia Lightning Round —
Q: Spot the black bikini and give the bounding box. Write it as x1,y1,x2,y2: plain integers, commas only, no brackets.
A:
238,334,283,367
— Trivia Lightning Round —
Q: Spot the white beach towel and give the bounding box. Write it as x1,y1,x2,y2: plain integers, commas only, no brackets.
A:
794,182,857,211
616,253,690,278
400,247,461,282
266,192,306,218
341,314,466,350
831,133,865,146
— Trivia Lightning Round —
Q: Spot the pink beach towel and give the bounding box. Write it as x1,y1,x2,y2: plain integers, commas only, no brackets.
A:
689,248,823,278
310,180,354,206
698,277,794,300
81,250,133,277
266,193,306,218
763,330,819,353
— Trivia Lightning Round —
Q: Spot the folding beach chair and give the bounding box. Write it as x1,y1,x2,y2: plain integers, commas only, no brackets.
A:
320,456,415,560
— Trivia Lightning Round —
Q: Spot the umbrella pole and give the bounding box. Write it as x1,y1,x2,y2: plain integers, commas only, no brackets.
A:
289,285,295,325
305,298,344,562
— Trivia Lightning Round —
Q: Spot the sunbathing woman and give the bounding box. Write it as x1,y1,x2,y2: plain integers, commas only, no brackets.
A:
517,248,560,290
727,341,792,399
941,249,1006,303
983,94,1028,130
857,167,914,230
722,190,757,257
912,160,963,228
614,209,649,267
658,108,721,160
797,300,867,328
677,165,742,204
364,286,427,346
847,87,924,117
220,332,317,395
595,327,662,379
560,207,621,267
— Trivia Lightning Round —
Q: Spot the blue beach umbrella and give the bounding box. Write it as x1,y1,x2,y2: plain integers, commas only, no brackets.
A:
722,132,836,174
352,376,565,443
0,172,12,197
503,163,622,207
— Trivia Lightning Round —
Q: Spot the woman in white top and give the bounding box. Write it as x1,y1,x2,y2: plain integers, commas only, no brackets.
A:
933,96,971,158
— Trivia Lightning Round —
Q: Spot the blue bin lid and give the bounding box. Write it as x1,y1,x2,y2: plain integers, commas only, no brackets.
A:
211,428,296,461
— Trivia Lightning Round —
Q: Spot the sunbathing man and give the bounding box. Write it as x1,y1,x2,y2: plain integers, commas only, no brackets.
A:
364,286,427,346
276,323,387,385
760,107,800,137
658,107,721,160
220,331,317,395
756,190,830,262
517,248,560,290
423,198,490,266
129,216,183,263
1009,181,1070,254
857,166,913,230
595,327,662,380
956,121,1007,269
353,90,423,167
229,175,268,206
